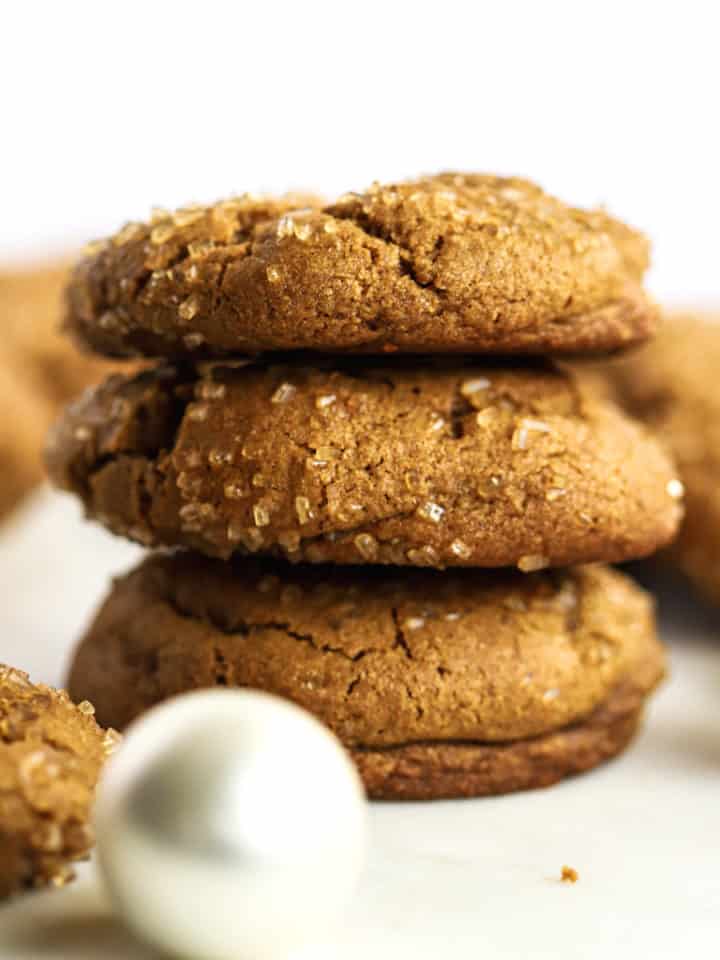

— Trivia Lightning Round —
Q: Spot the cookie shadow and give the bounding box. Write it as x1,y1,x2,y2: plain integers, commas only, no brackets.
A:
642,716,720,773
0,887,159,958
628,561,720,640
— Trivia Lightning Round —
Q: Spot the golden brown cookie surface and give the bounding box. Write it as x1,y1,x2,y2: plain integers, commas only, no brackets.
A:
68,555,663,800
601,312,720,603
0,664,117,899
47,359,682,569
64,175,656,358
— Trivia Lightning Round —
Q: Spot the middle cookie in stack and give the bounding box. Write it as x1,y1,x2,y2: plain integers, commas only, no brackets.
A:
48,174,683,800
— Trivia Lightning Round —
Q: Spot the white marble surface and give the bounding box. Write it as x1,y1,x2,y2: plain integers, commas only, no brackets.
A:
1,490,719,959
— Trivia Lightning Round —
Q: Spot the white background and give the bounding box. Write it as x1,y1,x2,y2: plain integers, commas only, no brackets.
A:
1,0,719,305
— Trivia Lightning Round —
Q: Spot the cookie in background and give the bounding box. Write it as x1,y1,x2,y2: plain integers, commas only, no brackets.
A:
590,312,720,604
0,263,125,522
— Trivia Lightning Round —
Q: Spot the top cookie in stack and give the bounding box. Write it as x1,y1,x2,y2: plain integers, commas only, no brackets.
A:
50,173,682,801
65,174,654,358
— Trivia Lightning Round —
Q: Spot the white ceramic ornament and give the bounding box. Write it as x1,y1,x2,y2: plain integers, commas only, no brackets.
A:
94,689,367,959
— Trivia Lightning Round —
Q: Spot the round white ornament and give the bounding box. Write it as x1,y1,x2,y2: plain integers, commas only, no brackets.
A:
94,689,367,959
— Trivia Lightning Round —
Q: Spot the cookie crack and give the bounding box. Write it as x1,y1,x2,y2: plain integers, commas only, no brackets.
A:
404,683,424,720
76,372,194,535
164,593,367,664
449,387,474,439
212,648,229,685
328,207,443,298
390,607,413,660
132,246,202,305
210,257,232,317
130,208,278,311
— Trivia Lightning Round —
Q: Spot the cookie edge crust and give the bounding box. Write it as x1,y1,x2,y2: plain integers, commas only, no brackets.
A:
353,674,654,800
67,286,658,359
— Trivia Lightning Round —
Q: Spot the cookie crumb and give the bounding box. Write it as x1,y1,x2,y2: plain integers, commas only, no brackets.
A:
561,865,579,883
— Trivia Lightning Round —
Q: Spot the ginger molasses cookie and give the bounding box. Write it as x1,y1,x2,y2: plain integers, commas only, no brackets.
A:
0,263,124,521
2,264,107,407
0,364,50,521
68,555,664,800
46,359,682,570
0,664,118,898
65,174,656,358
602,312,720,604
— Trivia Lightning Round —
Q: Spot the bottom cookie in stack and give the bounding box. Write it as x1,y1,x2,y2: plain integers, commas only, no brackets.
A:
68,555,664,801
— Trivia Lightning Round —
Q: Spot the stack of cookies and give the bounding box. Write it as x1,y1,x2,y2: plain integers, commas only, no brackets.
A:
47,174,683,800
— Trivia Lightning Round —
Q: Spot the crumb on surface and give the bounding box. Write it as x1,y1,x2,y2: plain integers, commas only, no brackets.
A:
561,865,579,883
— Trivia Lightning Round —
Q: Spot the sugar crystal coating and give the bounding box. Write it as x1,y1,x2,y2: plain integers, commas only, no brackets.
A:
271,382,296,404
450,539,473,559
461,378,491,397
295,496,313,525
417,501,446,523
253,505,271,527
354,533,379,560
178,294,200,322
517,554,550,572
208,449,232,467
